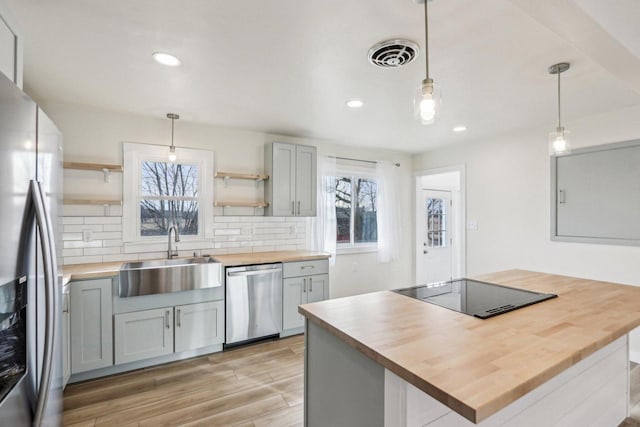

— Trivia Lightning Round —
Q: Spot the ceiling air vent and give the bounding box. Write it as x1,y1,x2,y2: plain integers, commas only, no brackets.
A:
368,39,419,68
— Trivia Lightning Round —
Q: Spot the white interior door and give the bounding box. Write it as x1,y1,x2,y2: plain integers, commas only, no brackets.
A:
417,189,453,284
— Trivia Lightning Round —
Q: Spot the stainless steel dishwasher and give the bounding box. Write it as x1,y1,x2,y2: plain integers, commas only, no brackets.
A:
225,263,282,346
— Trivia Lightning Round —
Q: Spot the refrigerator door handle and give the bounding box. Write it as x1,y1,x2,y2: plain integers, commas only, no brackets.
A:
30,180,58,427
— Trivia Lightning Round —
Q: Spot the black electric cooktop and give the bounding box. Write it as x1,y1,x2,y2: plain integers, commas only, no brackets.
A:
393,279,557,319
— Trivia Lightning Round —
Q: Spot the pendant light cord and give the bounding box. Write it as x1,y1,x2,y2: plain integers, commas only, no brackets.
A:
170,116,175,149
557,71,561,128
424,0,429,80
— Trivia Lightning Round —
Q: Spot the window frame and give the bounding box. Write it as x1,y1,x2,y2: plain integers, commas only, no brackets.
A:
123,142,214,243
333,164,379,254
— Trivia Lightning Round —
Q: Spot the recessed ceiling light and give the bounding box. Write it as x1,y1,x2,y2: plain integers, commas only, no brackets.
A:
346,99,364,109
453,125,467,132
152,52,182,67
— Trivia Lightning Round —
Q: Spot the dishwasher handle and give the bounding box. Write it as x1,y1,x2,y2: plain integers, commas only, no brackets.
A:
227,268,282,277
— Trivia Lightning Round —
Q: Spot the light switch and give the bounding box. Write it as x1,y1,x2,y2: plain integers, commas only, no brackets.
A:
467,220,478,231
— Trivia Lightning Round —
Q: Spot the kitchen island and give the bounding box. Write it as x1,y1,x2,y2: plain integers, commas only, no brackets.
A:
299,270,640,426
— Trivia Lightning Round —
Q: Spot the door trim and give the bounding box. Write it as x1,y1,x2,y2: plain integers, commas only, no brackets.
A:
414,165,466,284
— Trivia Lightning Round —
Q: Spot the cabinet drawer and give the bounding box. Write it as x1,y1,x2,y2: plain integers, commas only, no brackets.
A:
283,259,329,278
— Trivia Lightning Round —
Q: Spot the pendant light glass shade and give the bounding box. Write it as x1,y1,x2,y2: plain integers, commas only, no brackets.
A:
549,126,570,156
414,79,441,125
168,146,177,162
548,63,570,156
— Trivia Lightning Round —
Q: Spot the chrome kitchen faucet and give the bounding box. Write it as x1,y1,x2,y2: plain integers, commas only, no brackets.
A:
168,224,180,259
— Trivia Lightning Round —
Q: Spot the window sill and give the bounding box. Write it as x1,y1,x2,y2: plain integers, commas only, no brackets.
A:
337,245,378,255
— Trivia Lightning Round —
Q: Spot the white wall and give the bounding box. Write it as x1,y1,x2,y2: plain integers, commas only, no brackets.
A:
44,101,414,298
412,103,640,358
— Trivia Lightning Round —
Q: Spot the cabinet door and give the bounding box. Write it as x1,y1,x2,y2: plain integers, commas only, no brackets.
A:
283,277,305,330
115,308,173,365
175,301,224,353
295,145,317,216
271,142,297,216
307,274,329,304
70,279,113,374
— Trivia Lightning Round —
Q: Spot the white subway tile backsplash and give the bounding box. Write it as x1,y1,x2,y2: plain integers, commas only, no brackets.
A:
102,253,139,263
92,231,122,240
252,246,276,252
62,248,83,257
62,214,311,265
64,224,102,233
63,255,102,264
62,233,83,241
276,244,297,251
63,240,102,249
85,216,122,225
62,217,83,225
103,239,123,247
84,247,121,256
214,229,241,236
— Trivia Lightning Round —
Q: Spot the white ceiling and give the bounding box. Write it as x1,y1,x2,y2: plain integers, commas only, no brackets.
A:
6,0,640,153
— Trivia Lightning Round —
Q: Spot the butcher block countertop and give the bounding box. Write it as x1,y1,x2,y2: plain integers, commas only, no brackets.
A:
298,269,640,423
63,250,330,284
212,250,330,267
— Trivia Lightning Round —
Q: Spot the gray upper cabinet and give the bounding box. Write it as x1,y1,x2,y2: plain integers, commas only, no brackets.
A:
265,142,317,216
0,5,23,88
551,140,640,245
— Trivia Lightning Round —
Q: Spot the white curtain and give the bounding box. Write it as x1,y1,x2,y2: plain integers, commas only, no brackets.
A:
376,160,401,263
312,156,337,265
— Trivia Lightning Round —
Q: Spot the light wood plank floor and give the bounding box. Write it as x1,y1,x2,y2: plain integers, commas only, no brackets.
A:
64,335,640,427
63,335,305,427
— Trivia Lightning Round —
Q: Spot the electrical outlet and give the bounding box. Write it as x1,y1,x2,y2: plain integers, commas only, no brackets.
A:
352,262,358,272
467,220,479,231
82,230,92,242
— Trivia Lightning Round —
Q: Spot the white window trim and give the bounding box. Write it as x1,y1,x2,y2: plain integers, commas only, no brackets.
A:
122,142,214,243
334,163,379,254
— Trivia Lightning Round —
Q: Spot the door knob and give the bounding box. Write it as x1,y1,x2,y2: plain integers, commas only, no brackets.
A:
423,250,428,254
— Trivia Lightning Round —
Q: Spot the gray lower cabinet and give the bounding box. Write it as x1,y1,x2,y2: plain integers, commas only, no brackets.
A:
114,307,174,365
283,274,329,331
69,278,113,374
175,300,224,353
115,300,224,365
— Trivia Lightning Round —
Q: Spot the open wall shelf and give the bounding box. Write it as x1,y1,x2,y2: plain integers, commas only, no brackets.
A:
215,171,269,182
63,199,123,206
214,201,269,208
64,161,123,182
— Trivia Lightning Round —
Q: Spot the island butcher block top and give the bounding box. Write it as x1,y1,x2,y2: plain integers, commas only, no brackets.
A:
299,269,640,423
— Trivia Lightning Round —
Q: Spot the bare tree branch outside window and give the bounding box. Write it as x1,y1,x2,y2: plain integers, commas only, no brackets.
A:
334,176,377,245
140,161,199,236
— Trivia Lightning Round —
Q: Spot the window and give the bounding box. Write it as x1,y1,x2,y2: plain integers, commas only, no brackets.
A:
335,176,378,249
426,197,447,248
123,142,214,242
140,162,199,236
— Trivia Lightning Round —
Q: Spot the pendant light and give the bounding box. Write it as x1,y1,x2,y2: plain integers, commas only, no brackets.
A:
413,0,440,125
548,63,571,156
167,113,179,162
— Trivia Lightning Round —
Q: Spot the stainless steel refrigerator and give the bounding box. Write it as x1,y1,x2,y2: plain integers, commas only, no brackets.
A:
0,71,63,426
